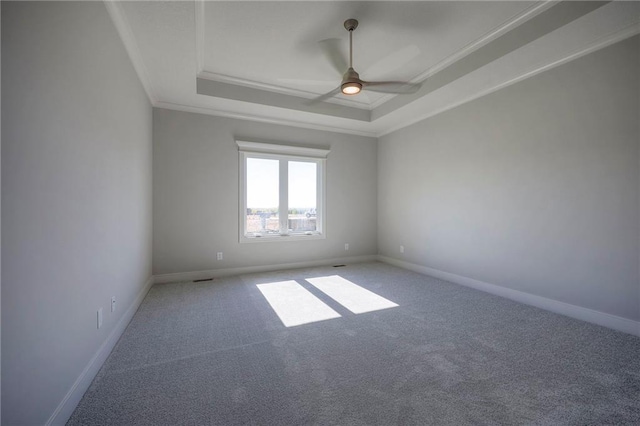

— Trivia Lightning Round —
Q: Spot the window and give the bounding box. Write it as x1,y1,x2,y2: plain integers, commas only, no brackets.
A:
238,141,329,242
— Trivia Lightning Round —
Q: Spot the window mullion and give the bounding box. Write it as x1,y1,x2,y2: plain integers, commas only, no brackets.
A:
241,153,248,237
279,160,288,235
317,159,324,234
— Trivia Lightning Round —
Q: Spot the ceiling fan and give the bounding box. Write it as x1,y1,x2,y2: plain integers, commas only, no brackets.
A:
312,19,422,103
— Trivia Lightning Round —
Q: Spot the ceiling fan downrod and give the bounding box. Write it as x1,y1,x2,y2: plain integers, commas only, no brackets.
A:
341,19,362,95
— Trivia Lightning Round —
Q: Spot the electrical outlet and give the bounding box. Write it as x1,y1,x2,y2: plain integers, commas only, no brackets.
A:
400,245,404,253
217,252,223,261
344,243,349,251
111,296,116,313
97,308,103,329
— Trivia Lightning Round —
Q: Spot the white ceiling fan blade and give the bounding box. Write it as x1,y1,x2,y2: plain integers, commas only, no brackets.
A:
318,38,348,77
278,78,337,87
277,79,339,97
361,45,421,79
307,87,341,104
363,81,422,94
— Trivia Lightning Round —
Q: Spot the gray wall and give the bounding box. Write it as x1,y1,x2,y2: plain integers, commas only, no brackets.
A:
379,36,640,321
2,2,153,425
153,109,377,275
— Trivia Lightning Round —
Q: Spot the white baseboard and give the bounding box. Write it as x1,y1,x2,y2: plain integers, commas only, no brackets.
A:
153,255,378,284
378,255,640,338
46,276,154,426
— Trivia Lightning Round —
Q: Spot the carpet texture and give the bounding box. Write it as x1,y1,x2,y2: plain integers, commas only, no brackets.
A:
68,262,640,425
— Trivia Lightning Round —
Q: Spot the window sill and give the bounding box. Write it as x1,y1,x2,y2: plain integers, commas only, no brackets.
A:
240,233,326,244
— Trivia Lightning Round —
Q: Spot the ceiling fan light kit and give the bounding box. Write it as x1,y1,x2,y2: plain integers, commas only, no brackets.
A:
341,67,362,95
341,81,362,95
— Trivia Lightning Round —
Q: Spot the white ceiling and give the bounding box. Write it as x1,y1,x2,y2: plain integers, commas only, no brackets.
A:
107,1,640,137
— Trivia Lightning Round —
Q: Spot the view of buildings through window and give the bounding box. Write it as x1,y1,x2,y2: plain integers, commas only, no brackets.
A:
246,157,318,235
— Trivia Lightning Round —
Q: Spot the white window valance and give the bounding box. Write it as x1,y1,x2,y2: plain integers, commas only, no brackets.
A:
236,140,330,159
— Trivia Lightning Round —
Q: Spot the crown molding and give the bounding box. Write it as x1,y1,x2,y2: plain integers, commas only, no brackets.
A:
152,100,378,138
378,21,640,138
103,0,156,104
196,77,370,121
197,70,371,111
369,0,557,110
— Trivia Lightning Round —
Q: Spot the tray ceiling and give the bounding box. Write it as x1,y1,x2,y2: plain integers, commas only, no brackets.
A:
107,1,640,137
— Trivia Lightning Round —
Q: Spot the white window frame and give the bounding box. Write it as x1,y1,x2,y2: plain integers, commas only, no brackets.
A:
237,141,329,243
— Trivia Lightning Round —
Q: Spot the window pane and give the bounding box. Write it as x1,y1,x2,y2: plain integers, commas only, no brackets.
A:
288,161,317,233
246,158,279,235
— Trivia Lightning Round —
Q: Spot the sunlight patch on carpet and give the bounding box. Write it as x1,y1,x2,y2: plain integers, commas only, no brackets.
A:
306,275,398,314
257,280,341,327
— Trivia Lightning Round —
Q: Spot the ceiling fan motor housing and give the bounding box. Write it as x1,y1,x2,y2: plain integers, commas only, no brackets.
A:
342,67,361,83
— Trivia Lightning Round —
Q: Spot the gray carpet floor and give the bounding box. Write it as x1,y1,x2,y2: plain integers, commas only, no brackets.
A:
68,262,640,425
